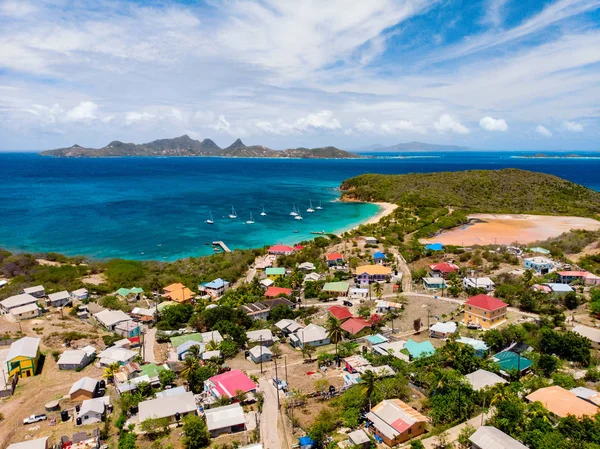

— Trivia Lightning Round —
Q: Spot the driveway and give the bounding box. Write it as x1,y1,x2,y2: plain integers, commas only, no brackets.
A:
143,327,157,363
259,378,282,449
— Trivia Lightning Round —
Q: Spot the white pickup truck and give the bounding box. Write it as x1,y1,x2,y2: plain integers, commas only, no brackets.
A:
23,414,47,425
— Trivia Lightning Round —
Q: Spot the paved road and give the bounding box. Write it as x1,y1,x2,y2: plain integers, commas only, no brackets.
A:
259,378,282,449
143,327,157,363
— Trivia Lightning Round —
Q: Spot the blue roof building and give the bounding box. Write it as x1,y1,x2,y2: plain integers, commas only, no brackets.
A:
545,283,574,294
373,252,386,260
405,339,435,359
456,337,489,357
425,243,444,251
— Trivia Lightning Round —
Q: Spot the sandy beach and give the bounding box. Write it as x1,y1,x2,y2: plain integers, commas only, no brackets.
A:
422,213,600,246
336,202,398,235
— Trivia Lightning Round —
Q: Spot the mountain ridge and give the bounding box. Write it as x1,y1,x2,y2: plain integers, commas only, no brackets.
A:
41,136,361,159
351,141,472,152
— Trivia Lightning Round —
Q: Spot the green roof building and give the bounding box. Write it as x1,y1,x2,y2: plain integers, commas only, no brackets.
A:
322,281,350,296
116,288,131,297
140,363,167,378
170,333,203,347
265,267,286,278
130,287,144,294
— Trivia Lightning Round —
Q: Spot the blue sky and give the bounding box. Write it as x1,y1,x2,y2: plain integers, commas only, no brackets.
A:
0,0,598,151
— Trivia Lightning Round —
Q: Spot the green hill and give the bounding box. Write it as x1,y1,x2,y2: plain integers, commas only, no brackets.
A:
340,169,600,217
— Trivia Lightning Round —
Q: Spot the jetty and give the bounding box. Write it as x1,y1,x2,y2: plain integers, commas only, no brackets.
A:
212,241,231,253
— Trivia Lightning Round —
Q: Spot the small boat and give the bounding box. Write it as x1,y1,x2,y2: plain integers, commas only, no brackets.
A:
228,206,237,219
311,230,326,235
316,201,323,210
206,210,214,224
293,230,299,233
294,212,303,220
260,205,267,216
290,204,298,216
306,200,315,213
246,212,255,224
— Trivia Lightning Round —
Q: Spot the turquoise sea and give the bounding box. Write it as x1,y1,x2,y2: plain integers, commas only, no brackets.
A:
0,151,599,261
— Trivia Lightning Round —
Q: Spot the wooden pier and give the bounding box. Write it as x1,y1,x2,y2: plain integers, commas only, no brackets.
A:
212,241,231,253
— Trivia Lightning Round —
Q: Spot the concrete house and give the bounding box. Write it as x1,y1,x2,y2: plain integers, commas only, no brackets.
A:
428,262,459,278
6,437,49,449
328,305,353,322
249,345,272,364
526,386,598,418
355,265,392,286
6,337,41,378
264,286,292,298
199,278,230,299
114,321,141,339
138,391,197,423
523,256,554,274
422,277,447,290
557,270,600,286
290,324,330,349
0,293,39,313
71,288,89,301
10,303,41,321
205,403,246,437
58,349,95,371
97,346,137,366
322,281,350,297
265,267,286,280
341,317,372,338
22,285,45,298
94,309,132,331
469,426,528,449
274,319,302,335
327,252,344,267
268,244,294,255
463,294,508,329
463,277,495,292
429,321,458,339
465,369,507,391
69,377,100,402
47,290,71,307
246,329,273,346
366,399,428,446
78,396,109,425
204,370,257,400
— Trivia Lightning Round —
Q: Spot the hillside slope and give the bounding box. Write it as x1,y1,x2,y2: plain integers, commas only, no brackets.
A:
340,169,600,217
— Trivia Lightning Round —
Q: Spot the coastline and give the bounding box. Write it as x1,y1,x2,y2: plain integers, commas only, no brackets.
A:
335,201,398,236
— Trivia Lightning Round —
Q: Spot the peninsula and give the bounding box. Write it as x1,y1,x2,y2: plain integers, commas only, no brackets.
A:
41,135,361,159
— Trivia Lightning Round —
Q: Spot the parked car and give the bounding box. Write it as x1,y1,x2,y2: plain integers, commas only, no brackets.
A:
23,414,47,425
343,300,353,307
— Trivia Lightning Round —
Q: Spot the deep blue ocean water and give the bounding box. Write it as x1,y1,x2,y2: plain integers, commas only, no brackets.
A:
0,151,599,260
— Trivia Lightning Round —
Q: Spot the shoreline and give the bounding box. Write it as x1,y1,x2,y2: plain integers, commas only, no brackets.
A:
336,201,398,236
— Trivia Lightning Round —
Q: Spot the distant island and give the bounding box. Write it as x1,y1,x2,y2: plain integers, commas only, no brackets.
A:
520,153,585,158
351,141,472,152
340,168,600,217
41,135,361,159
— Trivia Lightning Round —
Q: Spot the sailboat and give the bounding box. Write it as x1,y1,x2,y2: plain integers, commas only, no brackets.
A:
290,204,298,216
246,212,255,224
260,205,267,216
228,206,237,219
294,210,303,220
307,200,315,213
316,200,323,210
206,210,214,224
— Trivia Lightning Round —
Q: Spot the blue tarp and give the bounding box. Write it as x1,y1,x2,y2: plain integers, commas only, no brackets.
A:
373,251,386,259
299,436,315,448
425,243,444,251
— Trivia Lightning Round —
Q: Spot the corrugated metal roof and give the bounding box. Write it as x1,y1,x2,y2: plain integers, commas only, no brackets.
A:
469,426,528,449
138,391,197,421
6,336,40,361
205,403,245,431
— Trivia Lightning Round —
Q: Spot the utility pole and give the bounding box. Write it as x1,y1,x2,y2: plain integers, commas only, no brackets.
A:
274,358,280,409
284,356,288,384
259,335,263,374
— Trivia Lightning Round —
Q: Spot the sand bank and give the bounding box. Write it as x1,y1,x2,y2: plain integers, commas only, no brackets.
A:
422,214,600,246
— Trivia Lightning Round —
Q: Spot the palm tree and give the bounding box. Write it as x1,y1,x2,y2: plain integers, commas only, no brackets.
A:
187,343,202,360
326,316,344,361
206,340,220,351
102,362,120,384
181,355,200,381
360,370,378,411
373,282,383,300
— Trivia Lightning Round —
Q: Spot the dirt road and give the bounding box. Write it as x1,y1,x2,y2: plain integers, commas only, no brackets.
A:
143,327,157,363
259,378,282,449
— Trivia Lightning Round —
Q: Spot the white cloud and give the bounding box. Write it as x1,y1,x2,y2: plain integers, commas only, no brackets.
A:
380,120,426,135
255,110,341,135
353,119,377,132
561,120,584,132
434,114,470,134
209,115,233,133
479,116,508,132
65,101,98,122
535,125,552,137
0,0,37,17
482,0,508,27
125,111,155,125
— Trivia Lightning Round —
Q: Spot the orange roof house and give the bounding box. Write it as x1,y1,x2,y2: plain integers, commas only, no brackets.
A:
163,283,194,303
526,386,598,418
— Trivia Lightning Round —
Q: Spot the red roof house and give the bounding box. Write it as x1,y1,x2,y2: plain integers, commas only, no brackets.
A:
341,317,372,336
465,294,508,311
265,286,292,298
429,262,459,277
327,253,344,261
268,245,295,255
205,369,257,399
328,305,353,321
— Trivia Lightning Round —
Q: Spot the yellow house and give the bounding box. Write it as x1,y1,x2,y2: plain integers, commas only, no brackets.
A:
265,267,286,280
6,336,41,378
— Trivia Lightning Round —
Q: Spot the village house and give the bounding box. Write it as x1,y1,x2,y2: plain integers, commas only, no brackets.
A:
205,403,246,437
71,288,89,301
249,345,272,364
275,319,303,335
246,329,273,346
138,391,197,423
456,337,489,357
78,397,109,425
428,262,459,278
493,350,533,375
327,252,344,267
355,265,392,286
268,244,295,255
375,300,402,313
130,306,156,323
241,298,294,320
523,256,554,274
47,290,71,307
557,270,600,285
366,399,428,446
469,426,528,449
264,286,292,298
265,267,286,280
163,282,194,303
304,272,323,283
372,341,409,362
344,355,371,373
463,277,495,292
429,321,458,339
465,369,507,391
350,288,369,300
422,277,447,290
290,324,330,349
10,303,41,321
298,262,315,272
322,281,350,297
177,341,205,360
341,317,372,338
373,251,387,264
328,305,353,322
6,437,49,449
526,386,598,418
97,346,137,366
22,285,45,298
405,339,435,360
6,336,41,378
69,377,100,401
94,309,132,331
199,278,230,299
544,283,574,295
463,294,508,329
58,348,95,371
363,236,378,245
201,330,224,345
114,321,141,340
0,293,39,313
204,369,257,400
347,429,371,449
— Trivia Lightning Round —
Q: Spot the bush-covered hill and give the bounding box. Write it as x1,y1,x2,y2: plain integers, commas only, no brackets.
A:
340,169,600,217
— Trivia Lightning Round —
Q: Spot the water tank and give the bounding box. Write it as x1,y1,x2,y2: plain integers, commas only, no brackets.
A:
75,405,80,413
44,400,60,412
175,412,181,422
130,406,138,415
61,410,69,422
76,417,82,426
99,380,106,389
